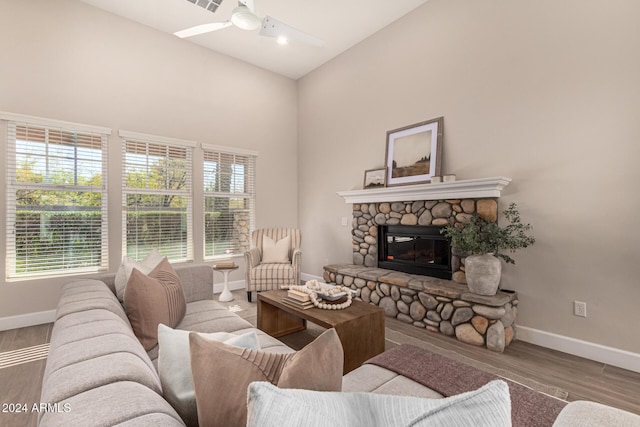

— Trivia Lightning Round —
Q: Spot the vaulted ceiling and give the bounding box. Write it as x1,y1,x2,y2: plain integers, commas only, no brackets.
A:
80,0,429,79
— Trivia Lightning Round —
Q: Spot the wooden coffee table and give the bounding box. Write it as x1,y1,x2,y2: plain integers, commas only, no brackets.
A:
257,290,385,374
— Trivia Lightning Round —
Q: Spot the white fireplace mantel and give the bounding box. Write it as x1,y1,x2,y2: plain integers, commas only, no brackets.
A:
337,176,512,204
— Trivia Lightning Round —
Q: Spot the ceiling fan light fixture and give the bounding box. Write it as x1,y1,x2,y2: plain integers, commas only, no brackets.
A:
231,5,261,30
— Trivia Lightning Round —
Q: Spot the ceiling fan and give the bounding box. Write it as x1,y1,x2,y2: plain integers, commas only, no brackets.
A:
174,0,325,47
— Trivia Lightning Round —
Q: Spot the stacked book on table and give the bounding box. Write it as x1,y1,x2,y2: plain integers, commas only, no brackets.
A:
282,289,314,310
214,261,236,269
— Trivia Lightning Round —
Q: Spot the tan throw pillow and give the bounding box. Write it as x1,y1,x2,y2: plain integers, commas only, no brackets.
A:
189,328,343,427
262,235,291,263
158,324,262,427
124,258,187,351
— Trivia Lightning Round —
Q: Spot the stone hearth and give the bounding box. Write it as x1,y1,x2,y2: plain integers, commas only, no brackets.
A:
323,264,517,352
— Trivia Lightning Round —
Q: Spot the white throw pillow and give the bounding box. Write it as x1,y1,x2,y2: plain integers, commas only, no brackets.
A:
114,249,164,302
262,235,291,263
246,380,512,427
158,324,261,427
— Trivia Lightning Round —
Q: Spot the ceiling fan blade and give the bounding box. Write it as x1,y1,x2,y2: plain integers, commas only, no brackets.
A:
174,21,233,38
259,16,325,47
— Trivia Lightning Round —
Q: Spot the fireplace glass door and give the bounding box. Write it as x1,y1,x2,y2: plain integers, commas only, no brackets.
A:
378,225,451,279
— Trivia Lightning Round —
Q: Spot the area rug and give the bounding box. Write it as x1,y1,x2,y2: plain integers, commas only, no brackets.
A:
271,320,569,400
385,328,569,400
367,344,567,427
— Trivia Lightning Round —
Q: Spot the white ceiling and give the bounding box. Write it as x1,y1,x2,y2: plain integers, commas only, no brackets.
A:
80,0,429,79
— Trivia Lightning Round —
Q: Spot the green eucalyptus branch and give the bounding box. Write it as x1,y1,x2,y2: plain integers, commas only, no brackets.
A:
441,202,535,264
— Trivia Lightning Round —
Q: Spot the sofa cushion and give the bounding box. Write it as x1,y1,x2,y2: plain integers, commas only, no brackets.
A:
342,364,444,399
39,381,185,427
41,351,163,405
56,279,130,325
115,249,165,302
246,380,512,427
125,258,187,350
176,300,254,332
48,311,132,352
45,333,158,382
552,400,640,427
43,282,161,407
173,264,214,303
157,324,262,427
189,328,344,427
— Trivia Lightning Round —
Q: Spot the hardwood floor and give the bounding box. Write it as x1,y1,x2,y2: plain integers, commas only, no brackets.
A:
1,288,638,427
0,323,52,427
383,316,640,415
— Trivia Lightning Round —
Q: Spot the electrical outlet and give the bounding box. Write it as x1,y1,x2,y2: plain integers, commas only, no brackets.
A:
341,217,348,226
574,301,587,317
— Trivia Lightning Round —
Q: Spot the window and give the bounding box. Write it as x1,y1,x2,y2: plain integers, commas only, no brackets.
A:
5,117,109,278
121,131,194,262
203,146,256,258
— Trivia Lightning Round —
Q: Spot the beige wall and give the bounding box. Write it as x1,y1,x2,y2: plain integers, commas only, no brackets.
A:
0,0,298,318
298,0,640,353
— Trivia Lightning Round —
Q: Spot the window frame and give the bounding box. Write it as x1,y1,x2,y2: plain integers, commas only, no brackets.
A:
120,130,196,263
202,144,257,260
3,112,111,280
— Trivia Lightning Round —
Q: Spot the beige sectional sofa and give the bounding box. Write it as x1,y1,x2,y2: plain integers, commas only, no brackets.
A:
39,264,640,427
39,264,291,427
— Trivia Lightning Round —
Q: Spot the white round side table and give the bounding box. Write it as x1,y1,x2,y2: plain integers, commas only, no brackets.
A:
213,265,239,302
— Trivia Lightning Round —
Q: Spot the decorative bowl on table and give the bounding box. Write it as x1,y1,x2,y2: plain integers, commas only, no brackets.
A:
305,280,354,301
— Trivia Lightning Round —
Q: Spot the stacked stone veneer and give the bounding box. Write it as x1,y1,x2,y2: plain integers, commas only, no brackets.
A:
352,198,498,284
232,210,251,253
323,264,518,352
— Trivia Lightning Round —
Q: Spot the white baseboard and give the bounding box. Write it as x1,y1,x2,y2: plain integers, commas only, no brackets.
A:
517,326,640,373
0,310,56,331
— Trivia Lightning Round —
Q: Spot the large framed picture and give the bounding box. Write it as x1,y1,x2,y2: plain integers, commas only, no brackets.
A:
385,117,443,186
363,167,386,189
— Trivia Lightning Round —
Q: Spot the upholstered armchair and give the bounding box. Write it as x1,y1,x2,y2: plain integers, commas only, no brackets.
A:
244,228,301,302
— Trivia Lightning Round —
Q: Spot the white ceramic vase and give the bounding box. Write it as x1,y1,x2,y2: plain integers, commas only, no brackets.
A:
464,253,502,296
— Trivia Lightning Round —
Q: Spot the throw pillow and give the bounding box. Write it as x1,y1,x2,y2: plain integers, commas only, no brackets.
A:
261,235,291,263
157,324,261,427
124,257,186,350
189,328,343,427
246,380,511,427
114,249,164,302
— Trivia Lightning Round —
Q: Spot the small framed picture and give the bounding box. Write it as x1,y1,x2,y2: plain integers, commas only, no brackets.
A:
363,167,387,189
385,117,443,186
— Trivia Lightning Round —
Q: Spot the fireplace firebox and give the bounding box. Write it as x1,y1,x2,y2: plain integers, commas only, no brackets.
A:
378,225,452,279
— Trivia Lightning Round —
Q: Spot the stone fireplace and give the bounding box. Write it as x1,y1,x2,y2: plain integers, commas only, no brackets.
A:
352,198,498,285
324,177,518,352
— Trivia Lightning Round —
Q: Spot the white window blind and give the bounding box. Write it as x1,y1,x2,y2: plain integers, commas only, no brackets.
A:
203,147,256,258
5,120,109,278
121,133,193,262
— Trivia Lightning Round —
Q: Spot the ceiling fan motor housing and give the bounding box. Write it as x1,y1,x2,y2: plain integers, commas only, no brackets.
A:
231,5,261,30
